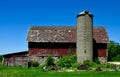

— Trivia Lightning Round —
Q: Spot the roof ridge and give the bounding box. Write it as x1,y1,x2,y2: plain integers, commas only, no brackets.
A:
30,26,76,30
30,26,75,27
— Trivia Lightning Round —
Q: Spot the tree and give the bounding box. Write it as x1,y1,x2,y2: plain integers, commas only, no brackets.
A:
108,41,120,61
112,54,120,61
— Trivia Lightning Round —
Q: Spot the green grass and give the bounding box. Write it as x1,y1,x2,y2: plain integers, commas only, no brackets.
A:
0,66,120,77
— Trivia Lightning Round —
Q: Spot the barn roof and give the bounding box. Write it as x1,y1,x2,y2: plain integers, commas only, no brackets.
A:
3,51,28,57
93,27,109,43
27,26,109,43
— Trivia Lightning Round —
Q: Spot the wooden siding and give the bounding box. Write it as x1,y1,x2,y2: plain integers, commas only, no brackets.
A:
3,52,28,66
97,43,107,57
93,43,107,57
29,48,76,56
98,49,107,57
29,42,76,56
3,56,28,66
29,42,107,57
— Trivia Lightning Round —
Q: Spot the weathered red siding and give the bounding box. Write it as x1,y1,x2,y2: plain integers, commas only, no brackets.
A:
29,42,107,57
28,42,76,56
98,49,106,57
29,48,76,56
94,43,107,57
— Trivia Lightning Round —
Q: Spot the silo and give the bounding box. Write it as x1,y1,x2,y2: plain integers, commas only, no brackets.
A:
76,10,93,63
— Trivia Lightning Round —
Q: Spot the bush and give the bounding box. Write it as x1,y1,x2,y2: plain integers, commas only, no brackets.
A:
57,56,69,68
45,56,55,67
32,61,39,67
83,60,91,67
106,63,113,69
57,55,77,68
72,62,80,68
69,55,77,63
94,58,100,64
28,61,39,67
83,60,97,67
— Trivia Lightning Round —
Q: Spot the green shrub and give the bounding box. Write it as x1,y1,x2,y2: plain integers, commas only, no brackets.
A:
32,61,39,67
83,60,91,67
57,55,77,68
45,56,55,67
57,56,70,68
99,64,107,68
83,60,97,67
28,61,39,67
72,62,80,68
106,64,113,69
94,58,100,64
69,55,77,63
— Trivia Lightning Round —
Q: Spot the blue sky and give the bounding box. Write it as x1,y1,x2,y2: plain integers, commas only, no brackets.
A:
0,0,120,55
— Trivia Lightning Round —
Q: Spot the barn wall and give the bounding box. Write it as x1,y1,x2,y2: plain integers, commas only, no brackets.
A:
29,42,107,64
93,43,107,63
14,56,28,66
3,57,14,66
29,56,59,65
28,42,76,56
29,48,76,56
3,52,28,66
96,43,107,57
28,48,75,65
28,42,76,65
3,42,108,66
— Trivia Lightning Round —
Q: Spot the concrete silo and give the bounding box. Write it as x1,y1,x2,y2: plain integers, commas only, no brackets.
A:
76,10,93,63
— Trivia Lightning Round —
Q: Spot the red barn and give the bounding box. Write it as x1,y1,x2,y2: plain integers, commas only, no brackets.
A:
27,26,108,64
2,10,109,66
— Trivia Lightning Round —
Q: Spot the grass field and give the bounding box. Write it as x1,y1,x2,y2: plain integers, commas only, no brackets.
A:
0,66,120,77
